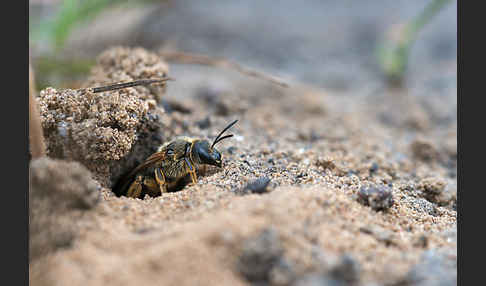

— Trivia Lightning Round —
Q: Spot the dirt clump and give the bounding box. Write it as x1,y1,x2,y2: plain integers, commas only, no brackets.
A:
328,254,361,285
393,248,457,286
237,227,295,285
36,47,173,188
418,177,456,208
85,46,169,103
29,157,100,261
410,138,439,162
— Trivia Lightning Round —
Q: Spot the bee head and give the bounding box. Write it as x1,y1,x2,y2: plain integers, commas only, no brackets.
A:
194,140,223,167
193,120,238,168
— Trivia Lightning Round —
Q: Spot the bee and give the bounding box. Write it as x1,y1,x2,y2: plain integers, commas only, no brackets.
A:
114,119,238,198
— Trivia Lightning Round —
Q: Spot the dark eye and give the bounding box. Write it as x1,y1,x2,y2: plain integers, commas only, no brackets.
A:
167,149,174,156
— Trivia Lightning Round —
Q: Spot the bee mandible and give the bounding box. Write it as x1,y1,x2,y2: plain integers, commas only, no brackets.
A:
114,119,238,198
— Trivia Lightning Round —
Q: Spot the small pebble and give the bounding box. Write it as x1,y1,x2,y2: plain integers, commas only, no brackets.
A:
357,185,394,211
330,254,361,284
227,146,237,155
237,177,272,195
369,162,379,174
196,116,211,129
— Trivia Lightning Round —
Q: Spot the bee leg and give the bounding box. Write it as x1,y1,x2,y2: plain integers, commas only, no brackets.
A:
154,168,168,193
143,177,161,197
184,158,198,185
126,176,143,198
190,171,197,185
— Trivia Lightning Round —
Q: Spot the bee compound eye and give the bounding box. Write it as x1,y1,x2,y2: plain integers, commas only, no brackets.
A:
167,149,174,156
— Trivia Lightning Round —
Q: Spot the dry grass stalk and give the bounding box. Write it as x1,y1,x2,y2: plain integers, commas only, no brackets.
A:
158,50,289,88
29,62,47,158
76,77,174,94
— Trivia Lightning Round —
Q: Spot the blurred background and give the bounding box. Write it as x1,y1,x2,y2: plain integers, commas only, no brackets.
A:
29,0,456,98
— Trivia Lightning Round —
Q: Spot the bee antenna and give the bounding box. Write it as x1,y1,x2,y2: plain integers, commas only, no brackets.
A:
213,134,234,147
211,119,238,149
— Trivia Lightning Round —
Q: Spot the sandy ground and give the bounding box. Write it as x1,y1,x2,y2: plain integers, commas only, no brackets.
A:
29,1,456,285
29,45,456,286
